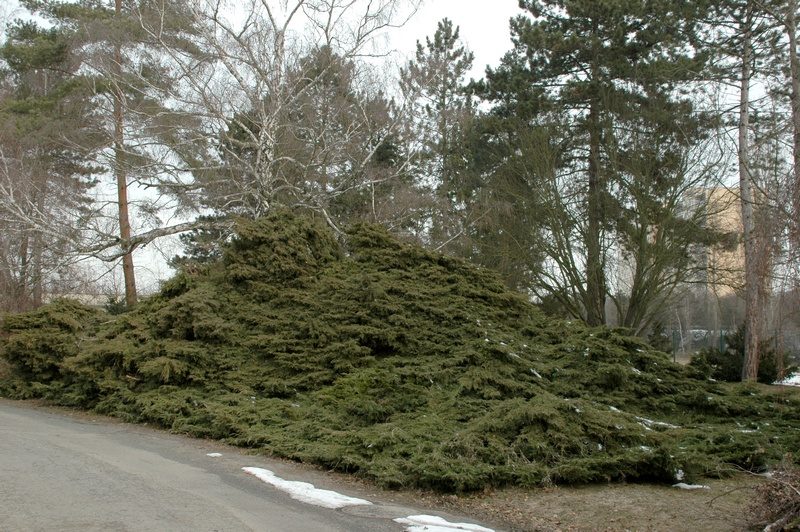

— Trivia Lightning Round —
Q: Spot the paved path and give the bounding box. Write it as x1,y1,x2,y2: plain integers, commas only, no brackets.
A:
0,400,493,531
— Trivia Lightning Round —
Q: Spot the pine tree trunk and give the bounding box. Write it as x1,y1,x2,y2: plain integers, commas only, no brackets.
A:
586,92,605,326
740,1,760,381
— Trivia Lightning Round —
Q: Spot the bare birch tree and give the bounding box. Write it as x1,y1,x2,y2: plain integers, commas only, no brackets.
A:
134,0,422,230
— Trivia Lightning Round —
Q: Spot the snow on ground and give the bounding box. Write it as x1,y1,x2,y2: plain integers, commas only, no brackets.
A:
242,467,372,509
777,373,800,387
242,467,495,531
636,416,680,430
672,483,710,490
206,452,222,457
394,515,495,532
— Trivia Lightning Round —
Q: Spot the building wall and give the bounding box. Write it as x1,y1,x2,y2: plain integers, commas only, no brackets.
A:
704,187,744,298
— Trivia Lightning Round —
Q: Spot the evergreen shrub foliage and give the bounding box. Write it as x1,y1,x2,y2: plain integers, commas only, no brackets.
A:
1,209,799,492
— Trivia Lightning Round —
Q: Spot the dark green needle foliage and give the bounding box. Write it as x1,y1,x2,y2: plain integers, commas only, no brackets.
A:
1,209,799,492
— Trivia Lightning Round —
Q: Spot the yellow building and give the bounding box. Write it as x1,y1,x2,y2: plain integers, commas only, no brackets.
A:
703,187,744,298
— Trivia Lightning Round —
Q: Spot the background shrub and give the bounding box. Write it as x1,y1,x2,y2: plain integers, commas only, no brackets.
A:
690,323,794,384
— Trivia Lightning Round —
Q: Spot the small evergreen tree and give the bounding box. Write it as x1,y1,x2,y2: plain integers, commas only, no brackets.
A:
400,19,476,251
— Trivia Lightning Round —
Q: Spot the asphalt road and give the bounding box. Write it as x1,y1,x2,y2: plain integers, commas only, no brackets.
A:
0,399,494,532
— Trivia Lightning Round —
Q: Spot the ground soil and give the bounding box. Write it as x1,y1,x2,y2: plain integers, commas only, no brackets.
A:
410,475,760,531
325,455,761,531
325,455,763,532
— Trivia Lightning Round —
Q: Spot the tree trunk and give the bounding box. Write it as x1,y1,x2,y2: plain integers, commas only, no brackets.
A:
784,0,799,380
114,0,137,307
740,1,760,381
17,227,31,312
586,97,606,326
789,0,800,244
32,187,45,308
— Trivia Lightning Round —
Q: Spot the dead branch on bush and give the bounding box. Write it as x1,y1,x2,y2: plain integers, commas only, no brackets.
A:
749,456,800,531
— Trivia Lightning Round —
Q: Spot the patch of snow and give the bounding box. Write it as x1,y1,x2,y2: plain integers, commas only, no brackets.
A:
776,373,800,387
672,483,710,490
632,368,642,375
394,515,494,532
242,467,372,509
636,416,679,430
206,452,222,457
509,353,520,358
675,469,685,481
609,406,622,412
530,369,542,378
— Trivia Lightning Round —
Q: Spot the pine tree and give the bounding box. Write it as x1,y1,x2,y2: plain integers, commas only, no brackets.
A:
0,17,100,311
479,0,715,330
16,0,204,307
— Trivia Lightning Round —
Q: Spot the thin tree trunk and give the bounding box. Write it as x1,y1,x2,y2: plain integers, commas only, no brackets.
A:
32,187,45,308
114,0,136,307
789,0,800,243
17,228,30,312
740,1,760,381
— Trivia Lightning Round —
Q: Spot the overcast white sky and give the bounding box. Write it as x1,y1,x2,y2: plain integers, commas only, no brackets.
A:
390,0,521,80
2,0,522,80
